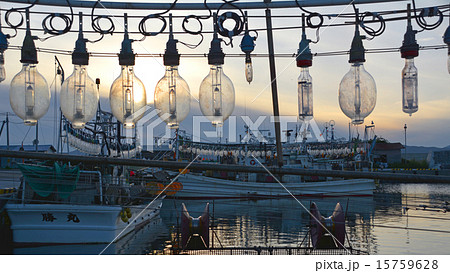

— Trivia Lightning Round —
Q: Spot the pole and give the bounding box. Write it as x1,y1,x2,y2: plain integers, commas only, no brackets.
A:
6,112,9,150
265,4,283,167
404,124,407,158
175,128,179,161
57,110,62,153
348,122,351,142
35,121,38,152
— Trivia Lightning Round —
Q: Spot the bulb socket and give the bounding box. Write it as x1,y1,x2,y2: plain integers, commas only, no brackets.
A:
0,31,8,52
72,12,89,65
119,37,135,66
72,37,89,65
163,37,180,66
240,33,256,54
400,25,419,59
296,33,312,68
20,32,38,64
349,26,366,63
208,37,225,65
119,13,135,66
444,25,450,46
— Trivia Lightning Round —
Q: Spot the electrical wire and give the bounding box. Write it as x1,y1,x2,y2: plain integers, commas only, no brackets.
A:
3,0,39,38
4,44,447,59
90,0,115,43
412,0,444,31
40,0,74,41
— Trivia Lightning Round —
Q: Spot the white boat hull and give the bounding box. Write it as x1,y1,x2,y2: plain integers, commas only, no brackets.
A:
175,174,375,199
5,198,163,244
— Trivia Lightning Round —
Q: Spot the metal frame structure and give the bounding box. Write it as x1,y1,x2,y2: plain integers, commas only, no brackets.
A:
2,0,407,10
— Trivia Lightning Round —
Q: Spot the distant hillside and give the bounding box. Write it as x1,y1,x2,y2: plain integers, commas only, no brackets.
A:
405,145,450,154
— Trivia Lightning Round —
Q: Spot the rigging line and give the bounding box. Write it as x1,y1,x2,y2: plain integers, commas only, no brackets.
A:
98,154,200,255
21,125,31,144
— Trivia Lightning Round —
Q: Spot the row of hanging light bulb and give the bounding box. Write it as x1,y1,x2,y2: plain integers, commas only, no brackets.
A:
1,7,449,129
298,5,450,125
1,11,237,129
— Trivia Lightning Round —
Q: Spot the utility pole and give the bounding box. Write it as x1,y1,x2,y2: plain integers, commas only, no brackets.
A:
6,112,9,150
265,0,283,167
404,124,407,158
35,121,39,152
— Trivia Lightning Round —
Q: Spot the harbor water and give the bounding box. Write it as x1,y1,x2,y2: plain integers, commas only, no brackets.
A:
2,182,449,255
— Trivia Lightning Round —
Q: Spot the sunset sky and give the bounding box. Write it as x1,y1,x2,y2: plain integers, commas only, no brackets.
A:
0,0,449,148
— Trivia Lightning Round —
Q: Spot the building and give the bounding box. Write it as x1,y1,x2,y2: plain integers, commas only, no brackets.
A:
372,142,404,164
0,145,56,168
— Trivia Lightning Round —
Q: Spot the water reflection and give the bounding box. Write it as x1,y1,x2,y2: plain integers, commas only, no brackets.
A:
162,197,375,250
6,183,450,254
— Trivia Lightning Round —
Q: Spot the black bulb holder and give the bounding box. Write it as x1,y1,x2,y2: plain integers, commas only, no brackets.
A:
444,25,450,54
0,9,7,54
400,4,419,59
0,31,7,53
72,12,89,66
20,9,38,64
240,33,256,55
296,14,312,68
349,27,366,63
163,14,180,67
119,13,136,66
208,13,225,66
349,9,366,63
0,31,7,65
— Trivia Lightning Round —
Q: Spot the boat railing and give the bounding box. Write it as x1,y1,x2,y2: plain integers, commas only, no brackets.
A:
9,169,155,207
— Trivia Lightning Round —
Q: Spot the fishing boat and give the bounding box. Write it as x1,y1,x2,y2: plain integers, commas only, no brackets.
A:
151,129,375,199
4,162,164,244
173,173,374,199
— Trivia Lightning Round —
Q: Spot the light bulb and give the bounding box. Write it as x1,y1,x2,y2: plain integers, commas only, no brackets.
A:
60,65,98,129
154,66,190,129
298,67,313,121
339,62,376,125
0,52,5,82
199,65,235,127
402,58,418,116
110,65,146,128
245,55,253,83
10,63,50,125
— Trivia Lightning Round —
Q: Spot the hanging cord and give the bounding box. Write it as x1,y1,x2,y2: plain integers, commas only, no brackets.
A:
4,0,38,38
90,0,115,43
180,0,213,49
40,0,74,41
352,2,386,40
411,0,444,31
138,0,178,39
359,11,386,39
295,0,324,29
215,0,246,47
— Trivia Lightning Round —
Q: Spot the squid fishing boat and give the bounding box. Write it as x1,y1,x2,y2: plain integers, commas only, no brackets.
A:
4,162,164,244
173,173,374,199
158,136,375,199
